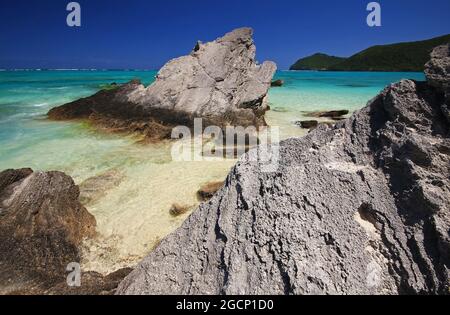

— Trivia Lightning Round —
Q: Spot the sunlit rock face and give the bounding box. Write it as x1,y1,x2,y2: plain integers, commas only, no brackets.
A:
117,46,449,295
48,28,277,141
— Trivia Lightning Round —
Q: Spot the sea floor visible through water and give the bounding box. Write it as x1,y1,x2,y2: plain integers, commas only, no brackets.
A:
0,70,425,273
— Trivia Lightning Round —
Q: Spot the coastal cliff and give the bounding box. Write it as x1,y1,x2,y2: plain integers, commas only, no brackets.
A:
289,53,346,71
48,28,277,141
117,45,450,295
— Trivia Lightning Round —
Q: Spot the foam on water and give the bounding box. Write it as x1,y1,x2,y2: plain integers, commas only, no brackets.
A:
0,70,425,273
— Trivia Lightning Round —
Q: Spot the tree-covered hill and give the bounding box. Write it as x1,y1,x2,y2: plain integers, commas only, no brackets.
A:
290,34,450,72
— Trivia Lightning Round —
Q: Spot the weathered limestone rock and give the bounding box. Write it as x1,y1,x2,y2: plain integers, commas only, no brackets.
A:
48,28,277,140
0,169,133,295
425,43,450,124
117,46,449,295
0,169,96,287
425,43,450,95
79,169,124,205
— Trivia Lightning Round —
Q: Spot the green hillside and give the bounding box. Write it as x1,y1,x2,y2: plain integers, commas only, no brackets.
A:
289,53,346,70
290,34,450,72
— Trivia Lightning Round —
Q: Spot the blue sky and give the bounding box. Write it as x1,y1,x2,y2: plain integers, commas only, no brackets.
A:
0,0,449,69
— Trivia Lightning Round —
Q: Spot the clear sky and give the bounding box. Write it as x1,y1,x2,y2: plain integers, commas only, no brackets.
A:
1,0,449,69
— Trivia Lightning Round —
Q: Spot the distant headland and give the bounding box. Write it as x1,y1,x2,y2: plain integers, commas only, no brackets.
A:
290,34,450,72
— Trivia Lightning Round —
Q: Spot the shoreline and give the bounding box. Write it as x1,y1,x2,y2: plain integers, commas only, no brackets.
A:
0,70,426,274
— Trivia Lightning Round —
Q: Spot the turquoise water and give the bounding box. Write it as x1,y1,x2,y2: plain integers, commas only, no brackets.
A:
0,70,425,273
0,70,425,167
0,70,158,179
0,70,425,160
267,71,425,137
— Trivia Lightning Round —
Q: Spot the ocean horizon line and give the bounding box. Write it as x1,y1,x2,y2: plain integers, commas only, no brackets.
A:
0,68,426,74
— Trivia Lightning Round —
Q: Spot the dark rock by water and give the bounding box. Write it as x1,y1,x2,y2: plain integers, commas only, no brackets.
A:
0,169,130,295
271,79,284,87
303,110,350,118
295,120,319,129
197,181,225,201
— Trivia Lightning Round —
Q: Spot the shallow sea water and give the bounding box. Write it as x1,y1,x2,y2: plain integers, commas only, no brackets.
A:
0,70,425,273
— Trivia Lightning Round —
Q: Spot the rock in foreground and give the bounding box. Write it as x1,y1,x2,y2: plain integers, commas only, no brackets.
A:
117,46,450,295
0,169,96,278
425,43,450,123
0,169,97,293
0,169,132,295
48,28,277,141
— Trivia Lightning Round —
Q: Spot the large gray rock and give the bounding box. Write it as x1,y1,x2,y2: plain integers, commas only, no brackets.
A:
425,44,450,124
425,43,450,94
48,28,277,140
117,47,450,295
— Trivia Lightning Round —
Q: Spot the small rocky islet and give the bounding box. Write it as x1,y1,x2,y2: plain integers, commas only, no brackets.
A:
47,28,276,142
0,28,449,295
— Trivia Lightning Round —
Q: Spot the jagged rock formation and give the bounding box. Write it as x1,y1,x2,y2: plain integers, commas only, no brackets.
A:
48,28,276,141
117,46,450,295
0,169,95,293
0,169,96,277
0,169,97,294
0,169,133,295
425,43,450,123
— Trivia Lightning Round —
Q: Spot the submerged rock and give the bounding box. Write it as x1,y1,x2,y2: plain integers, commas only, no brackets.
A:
303,110,350,118
169,203,192,217
295,120,319,129
98,82,120,91
117,46,450,295
271,106,289,113
271,79,284,87
79,169,124,205
48,28,277,141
